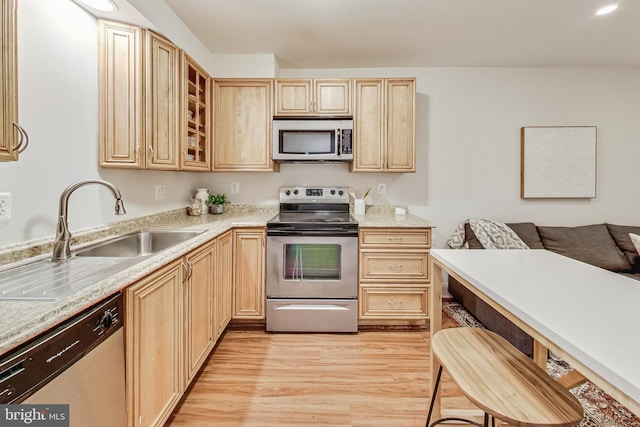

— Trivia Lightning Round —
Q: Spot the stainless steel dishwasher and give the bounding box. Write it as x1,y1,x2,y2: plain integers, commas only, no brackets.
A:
0,293,126,426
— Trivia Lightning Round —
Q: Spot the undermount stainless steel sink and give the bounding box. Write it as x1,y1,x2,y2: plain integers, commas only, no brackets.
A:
0,229,206,301
75,229,206,258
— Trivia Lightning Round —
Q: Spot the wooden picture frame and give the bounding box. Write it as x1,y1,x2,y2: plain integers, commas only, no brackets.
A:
520,126,597,199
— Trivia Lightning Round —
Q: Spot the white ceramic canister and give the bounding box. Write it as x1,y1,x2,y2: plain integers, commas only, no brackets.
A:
195,188,210,213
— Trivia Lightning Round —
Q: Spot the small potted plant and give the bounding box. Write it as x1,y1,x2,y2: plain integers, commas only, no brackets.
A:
207,193,230,214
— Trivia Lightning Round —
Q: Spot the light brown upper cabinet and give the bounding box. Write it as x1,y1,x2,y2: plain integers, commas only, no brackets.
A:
212,79,277,171
180,52,211,171
98,20,180,170
351,78,416,172
0,0,20,161
274,79,351,116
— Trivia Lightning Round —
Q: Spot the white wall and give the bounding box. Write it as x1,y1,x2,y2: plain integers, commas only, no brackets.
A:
1,0,639,249
281,67,640,247
209,54,279,78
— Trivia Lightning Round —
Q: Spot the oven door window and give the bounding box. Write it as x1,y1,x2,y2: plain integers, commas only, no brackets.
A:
283,243,341,280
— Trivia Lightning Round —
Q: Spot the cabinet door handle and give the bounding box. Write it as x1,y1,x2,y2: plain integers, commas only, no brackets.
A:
182,260,193,282
11,122,29,153
388,263,403,271
388,237,404,241
187,260,193,281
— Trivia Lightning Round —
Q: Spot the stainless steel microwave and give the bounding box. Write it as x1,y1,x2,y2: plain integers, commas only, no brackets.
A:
272,119,353,162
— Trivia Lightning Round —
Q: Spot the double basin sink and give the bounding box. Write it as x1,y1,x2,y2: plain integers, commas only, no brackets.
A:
0,229,205,301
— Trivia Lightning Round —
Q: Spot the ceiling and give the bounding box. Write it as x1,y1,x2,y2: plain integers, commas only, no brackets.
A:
160,0,640,69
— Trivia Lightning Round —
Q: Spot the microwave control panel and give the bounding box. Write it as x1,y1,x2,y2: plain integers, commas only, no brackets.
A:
341,129,352,155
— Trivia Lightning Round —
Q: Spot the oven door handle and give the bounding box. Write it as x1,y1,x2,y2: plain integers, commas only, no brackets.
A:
266,228,358,237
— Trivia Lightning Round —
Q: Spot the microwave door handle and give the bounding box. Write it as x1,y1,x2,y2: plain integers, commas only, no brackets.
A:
337,129,342,156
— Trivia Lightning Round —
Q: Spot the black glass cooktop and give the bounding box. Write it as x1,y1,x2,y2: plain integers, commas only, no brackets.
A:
267,206,358,234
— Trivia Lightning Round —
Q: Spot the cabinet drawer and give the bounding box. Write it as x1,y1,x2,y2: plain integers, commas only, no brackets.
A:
359,251,429,282
359,286,428,319
359,228,431,248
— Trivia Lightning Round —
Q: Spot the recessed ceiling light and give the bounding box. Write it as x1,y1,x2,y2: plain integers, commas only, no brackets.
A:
596,4,618,15
78,0,117,12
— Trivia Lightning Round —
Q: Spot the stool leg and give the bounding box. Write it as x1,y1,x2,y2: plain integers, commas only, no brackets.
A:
426,366,444,427
426,366,484,427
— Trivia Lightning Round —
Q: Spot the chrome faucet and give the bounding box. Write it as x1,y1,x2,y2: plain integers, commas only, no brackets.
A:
52,179,127,261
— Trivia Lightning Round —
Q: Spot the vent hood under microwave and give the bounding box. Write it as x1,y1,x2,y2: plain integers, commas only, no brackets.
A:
272,119,353,163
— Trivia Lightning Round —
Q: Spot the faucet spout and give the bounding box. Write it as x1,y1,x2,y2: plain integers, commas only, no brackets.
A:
52,179,127,261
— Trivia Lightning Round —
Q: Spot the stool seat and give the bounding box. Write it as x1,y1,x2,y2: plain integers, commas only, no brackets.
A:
431,328,583,427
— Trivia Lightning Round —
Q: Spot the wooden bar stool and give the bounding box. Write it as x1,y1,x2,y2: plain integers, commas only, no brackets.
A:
426,327,584,427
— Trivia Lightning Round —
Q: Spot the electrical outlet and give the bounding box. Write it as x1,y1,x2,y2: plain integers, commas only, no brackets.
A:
231,182,240,194
0,193,11,222
155,185,165,200
377,183,386,195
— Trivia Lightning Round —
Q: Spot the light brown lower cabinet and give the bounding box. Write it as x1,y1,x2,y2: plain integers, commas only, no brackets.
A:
358,227,432,326
232,228,266,319
183,240,216,384
126,239,218,427
125,229,264,426
359,285,429,320
215,230,233,335
126,259,184,427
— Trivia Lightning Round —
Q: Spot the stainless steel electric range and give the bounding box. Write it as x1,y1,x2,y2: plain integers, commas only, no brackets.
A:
266,186,358,333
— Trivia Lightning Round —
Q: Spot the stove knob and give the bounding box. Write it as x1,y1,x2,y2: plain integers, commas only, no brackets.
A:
100,312,114,330
338,190,344,196
293,189,299,195
330,189,336,195
285,190,291,196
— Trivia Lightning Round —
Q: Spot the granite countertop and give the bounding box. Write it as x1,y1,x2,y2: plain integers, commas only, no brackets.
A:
0,205,433,355
352,211,434,228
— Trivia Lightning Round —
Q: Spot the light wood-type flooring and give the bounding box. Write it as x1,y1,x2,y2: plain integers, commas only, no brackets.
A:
166,314,476,427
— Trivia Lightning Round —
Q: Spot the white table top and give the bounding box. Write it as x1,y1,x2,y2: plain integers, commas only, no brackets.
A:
431,249,640,409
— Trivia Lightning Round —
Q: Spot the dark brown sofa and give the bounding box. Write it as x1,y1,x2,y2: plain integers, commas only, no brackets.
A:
448,222,640,357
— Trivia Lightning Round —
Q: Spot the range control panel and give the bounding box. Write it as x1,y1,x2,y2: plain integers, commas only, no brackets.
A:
279,186,350,204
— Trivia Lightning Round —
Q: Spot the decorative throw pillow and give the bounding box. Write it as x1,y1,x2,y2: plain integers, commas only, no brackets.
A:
631,233,640,256
606,224,640,272
505,222,545,249
537,224,631,272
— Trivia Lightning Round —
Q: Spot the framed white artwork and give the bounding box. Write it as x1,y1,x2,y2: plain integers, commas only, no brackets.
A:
520,126,597,199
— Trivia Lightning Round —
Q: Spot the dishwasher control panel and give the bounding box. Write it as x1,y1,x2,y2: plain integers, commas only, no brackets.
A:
0,292,123,404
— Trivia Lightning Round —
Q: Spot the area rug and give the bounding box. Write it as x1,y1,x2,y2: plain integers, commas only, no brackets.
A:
443,301,640,427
